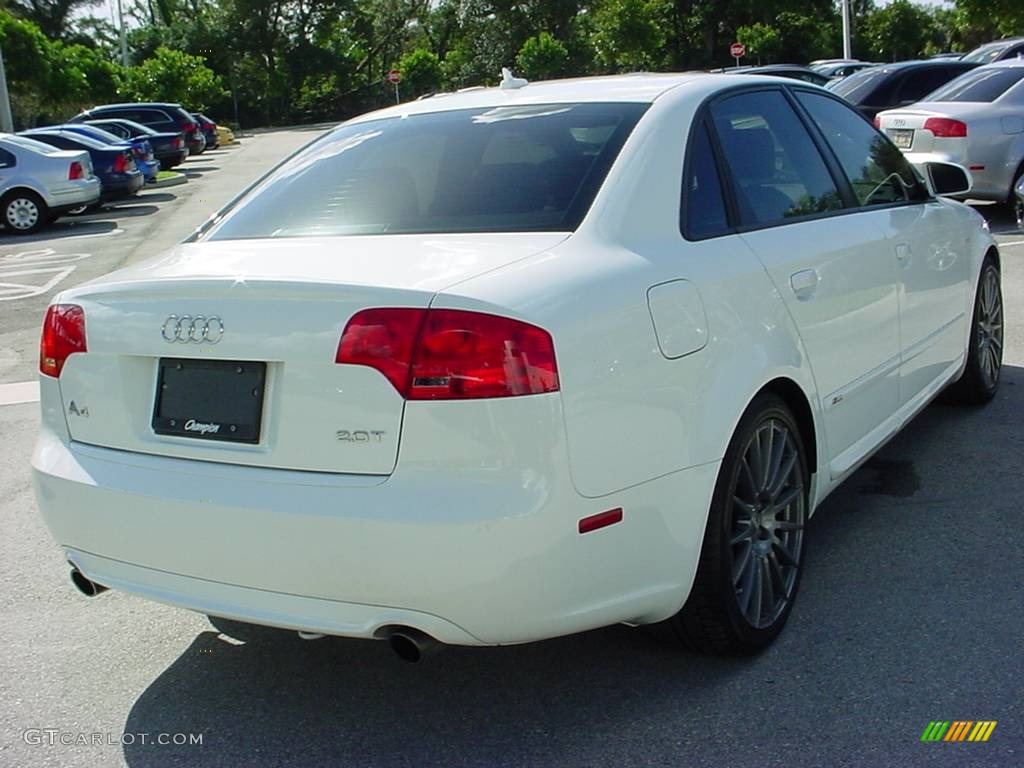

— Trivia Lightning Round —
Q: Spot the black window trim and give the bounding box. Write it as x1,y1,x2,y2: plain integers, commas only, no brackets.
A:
679,82,937,242
785,84,934,212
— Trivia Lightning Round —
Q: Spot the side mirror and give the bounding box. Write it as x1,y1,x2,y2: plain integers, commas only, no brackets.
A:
924,161,972,197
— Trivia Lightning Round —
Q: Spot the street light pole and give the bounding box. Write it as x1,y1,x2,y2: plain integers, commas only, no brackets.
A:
117,0,129,67
0,44,14,133
841,0,852,60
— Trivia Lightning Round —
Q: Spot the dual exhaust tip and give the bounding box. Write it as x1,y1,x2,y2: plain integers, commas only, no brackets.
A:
68,566,438,662
69,566,108,597
299,625,440,662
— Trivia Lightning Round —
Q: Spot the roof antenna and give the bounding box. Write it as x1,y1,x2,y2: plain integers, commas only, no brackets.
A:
499,67,529,90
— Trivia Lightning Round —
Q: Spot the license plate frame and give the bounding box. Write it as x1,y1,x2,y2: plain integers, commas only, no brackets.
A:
890,129,914,149
152,358,266,444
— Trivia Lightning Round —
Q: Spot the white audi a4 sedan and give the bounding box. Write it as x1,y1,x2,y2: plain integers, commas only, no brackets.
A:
33,73,1002,659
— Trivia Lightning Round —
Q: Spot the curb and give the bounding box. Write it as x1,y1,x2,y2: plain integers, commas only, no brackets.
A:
151,173,188,188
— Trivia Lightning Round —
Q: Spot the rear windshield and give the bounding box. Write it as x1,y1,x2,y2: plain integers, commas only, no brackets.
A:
961,43,1011,64
5,135,61,154
830,67,889,101
923,67,1024,102
206,102,647,239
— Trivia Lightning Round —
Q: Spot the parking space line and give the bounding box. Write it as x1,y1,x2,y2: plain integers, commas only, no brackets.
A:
0,380,40,406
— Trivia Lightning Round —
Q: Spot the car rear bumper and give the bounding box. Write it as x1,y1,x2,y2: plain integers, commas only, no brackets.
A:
32,379,717,646
155,149,188,168
99,171,144,201
905,151,1011,201
44,178,102,210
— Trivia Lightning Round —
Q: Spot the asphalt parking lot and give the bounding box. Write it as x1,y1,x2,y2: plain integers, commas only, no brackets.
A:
0,136,1022,767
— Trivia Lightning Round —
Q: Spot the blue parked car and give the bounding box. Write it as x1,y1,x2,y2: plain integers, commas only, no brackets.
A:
48,124,159,183
20,129,144,202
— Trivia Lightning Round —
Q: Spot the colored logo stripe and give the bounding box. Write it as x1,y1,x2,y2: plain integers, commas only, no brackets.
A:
921,721,996,742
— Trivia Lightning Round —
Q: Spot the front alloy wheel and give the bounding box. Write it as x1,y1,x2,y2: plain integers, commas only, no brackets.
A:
947,257,1002,405
672,394,808,655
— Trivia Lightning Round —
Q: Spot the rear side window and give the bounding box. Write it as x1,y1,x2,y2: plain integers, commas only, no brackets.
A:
895,67,968,103
682,121,729,239
710,90,843,227
207,103,647,239
795,91,925,206
0,148,15,167
134,109,172,125
831,68,894,104
923,67,1024,102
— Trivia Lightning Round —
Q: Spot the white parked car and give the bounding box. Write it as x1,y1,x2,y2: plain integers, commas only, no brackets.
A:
876,60,1024,204
32,74,1001,659
0,133,100,234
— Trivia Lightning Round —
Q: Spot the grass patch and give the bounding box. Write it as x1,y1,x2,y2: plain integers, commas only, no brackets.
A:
156,170,182,181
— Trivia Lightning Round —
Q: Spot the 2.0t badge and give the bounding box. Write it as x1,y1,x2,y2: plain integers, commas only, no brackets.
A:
337,430,385,443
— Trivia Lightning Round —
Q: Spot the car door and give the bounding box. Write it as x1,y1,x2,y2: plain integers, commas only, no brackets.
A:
0,147,15,197
708,88,902,477
793,89,971,409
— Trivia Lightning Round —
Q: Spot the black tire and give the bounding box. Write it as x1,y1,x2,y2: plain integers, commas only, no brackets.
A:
1,189,49,235
671,393,809,655
946,256,1003,405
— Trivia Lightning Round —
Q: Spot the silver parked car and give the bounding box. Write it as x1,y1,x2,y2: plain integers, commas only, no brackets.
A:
0,134,101,235
876,60,1024,204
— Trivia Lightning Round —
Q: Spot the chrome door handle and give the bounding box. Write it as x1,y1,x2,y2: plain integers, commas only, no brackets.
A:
790,269,819,299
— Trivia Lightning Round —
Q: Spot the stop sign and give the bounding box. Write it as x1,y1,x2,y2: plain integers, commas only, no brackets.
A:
730,42,746,58
387,69,402,84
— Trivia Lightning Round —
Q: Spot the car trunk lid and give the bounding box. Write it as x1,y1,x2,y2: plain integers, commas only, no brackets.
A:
55,233,567,474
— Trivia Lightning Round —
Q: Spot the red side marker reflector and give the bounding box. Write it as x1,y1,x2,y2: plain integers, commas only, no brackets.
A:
969,165,984,171
578,508,623,534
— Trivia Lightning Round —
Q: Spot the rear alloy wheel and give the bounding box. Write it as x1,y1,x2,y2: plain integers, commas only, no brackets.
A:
2,190,49,235
672,394,808,655
947,257,1003,404
1013,170,1023,231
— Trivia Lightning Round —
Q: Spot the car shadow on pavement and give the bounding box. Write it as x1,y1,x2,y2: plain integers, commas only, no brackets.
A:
120,366,1024,768
136,192,178,204
0,220,119,244
87,204,160,220
182,165,221,173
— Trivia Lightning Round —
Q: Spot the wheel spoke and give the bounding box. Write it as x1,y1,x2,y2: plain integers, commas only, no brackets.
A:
772,537,798,568
769,451,797,499
749,560,763,625
730,522,753,546
767,551,787,599
772,485,802,514
737,550,756,613
774,519,804,531
749,432,766,491
732,540,754,584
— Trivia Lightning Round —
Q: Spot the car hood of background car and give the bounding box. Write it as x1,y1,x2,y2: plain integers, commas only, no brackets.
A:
70,232,571,296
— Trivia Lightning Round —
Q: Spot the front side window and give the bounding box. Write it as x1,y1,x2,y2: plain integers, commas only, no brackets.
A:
682,121,729,239
923,67,1024,103
207,103,647,239
710,90,843,227
795,91,925,206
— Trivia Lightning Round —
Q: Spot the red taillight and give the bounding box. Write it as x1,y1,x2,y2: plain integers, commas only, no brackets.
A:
336,308,560,400
112,153,128,173
68,161,84,180
180,121,197,135
172,136,183,149
923,117,967,138
40,304,87,378
872,116,881,129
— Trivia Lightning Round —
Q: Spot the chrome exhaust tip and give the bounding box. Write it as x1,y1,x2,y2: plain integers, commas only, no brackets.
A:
387,628,438,663
69,567,108,597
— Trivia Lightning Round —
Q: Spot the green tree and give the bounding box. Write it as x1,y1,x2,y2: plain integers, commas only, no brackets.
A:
592,0,663,72
397,47,443,97
955,0,1023,38
863,0,936,61
8,0,101,40
516,31,570,79
736,22,781,64
119,46,227,110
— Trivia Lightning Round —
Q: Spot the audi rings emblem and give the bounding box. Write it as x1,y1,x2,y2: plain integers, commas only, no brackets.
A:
161,315,225,344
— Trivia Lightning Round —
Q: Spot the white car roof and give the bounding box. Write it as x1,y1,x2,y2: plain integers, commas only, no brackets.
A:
343,72,755,125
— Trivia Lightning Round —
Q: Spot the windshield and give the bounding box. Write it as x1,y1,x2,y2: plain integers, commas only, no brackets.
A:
830,67,888,101
5,135,62,154
923,67,1024,102
961,43,1010,64
207,102,647,240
